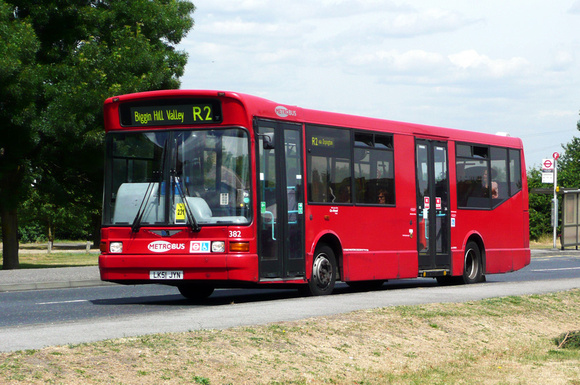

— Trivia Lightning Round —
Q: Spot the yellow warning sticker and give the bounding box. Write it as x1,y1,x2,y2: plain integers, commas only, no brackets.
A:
175,203,186,221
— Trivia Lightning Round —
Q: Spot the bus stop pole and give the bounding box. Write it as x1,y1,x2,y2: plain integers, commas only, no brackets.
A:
553,158,558,249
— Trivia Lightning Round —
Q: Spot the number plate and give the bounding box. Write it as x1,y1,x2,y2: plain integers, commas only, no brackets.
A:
150,271,183,280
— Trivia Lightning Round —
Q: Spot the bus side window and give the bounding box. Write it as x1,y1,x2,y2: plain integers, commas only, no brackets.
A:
509,149,522,195
491,147,508,204
307,125,352,204
457,144,517,209
353,133,394,205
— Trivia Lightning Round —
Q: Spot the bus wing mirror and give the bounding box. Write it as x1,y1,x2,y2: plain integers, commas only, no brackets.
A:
260,133,275,150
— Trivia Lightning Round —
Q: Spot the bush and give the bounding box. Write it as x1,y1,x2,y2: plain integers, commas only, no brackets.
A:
18,223,47,243
554,331,580,349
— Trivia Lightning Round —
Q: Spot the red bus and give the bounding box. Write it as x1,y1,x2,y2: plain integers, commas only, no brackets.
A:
99,90,530,299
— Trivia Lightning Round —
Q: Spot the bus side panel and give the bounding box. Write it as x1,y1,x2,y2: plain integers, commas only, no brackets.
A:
342,251,399,281
226,255,259,282
304,205,414,282
514,209,531,270
485,249,513,274
451,250,464,276
452,191,529,275
512,247,531,271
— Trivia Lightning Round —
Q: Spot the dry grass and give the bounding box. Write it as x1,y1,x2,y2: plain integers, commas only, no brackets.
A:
1,290,579,384
530,234,561,249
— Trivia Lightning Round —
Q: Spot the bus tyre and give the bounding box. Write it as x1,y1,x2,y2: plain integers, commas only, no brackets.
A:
178,284,215,300
308,244,337,296
462,241,483,284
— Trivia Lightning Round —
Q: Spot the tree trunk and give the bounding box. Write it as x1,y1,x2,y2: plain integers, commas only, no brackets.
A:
91,213,102,247
47,222,54,254
1,207,20,270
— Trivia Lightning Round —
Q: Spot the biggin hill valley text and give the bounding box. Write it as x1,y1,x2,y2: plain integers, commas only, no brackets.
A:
134,109,185,124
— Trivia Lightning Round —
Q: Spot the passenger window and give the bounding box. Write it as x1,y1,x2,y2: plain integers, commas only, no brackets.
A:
456,158,489,208
457,143,519,209
490,147,508,203
509,149,522,195
307,125,352,204
354,132,395,205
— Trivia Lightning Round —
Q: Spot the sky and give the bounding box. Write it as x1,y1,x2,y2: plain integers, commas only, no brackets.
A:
177,0,580,169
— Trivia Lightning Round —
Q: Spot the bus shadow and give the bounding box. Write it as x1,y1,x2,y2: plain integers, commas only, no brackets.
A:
91,279,440,307
91,288,304,307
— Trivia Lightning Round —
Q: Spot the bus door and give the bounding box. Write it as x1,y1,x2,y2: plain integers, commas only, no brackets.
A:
256,119,305,280
415,140,451,273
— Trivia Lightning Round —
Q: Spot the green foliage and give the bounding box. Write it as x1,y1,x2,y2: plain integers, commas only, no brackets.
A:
19,187,94,241
0,0,41,268
554,331,580,350
28,0,196,245
1,1,195,267
557,136,580,190
528,111,580,241
17,222,46,243
0,0,40,210
527,168,553,240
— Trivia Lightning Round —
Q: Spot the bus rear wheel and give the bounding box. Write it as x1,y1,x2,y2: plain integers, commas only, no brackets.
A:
308,244,337,296
462,241,483,284
178,284,215,300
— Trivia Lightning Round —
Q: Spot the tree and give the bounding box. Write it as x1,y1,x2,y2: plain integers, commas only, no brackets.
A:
527,110,580,241
557,111,580,189
0,0,40,269
1,0,195,269
527,168,553,240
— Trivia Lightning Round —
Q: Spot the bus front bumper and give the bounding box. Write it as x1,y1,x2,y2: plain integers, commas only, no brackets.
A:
99,253,259,283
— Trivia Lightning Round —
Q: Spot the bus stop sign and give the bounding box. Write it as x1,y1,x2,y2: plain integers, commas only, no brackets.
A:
543,159,554,170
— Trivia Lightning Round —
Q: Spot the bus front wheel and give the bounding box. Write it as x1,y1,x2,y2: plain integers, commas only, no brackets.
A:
178,284,215,300
308,244,337,296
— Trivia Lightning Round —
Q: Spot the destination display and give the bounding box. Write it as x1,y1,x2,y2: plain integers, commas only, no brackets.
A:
311,136,335,148
120,99,222,126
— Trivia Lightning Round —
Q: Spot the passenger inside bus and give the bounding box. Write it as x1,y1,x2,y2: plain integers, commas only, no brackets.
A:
378,189,387,204
483,168,499,199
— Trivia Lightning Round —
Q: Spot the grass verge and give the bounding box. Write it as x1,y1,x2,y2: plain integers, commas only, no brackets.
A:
0,252,98,269
1,290,579,384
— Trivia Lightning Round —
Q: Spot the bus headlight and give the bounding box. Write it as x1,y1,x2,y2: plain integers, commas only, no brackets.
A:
212,241,225,253
109,242,123,253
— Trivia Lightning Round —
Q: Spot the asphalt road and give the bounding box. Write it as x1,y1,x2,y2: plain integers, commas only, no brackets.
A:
0,250,579,352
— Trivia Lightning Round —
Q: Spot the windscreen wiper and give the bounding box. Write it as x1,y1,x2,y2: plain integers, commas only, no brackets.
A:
131,181,155,233
132,137,169,233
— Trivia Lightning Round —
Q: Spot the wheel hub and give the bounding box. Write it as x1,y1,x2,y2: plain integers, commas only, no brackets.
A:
313,254,332,289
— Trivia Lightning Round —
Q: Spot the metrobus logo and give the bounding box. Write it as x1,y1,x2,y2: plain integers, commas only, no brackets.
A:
147,241,186,253
275,106,297,118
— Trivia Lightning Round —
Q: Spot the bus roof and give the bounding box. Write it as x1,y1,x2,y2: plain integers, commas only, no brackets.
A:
105,89,524,149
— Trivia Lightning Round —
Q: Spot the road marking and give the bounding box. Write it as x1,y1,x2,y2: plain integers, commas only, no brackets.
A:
36,299,89,305
531,267,580,272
